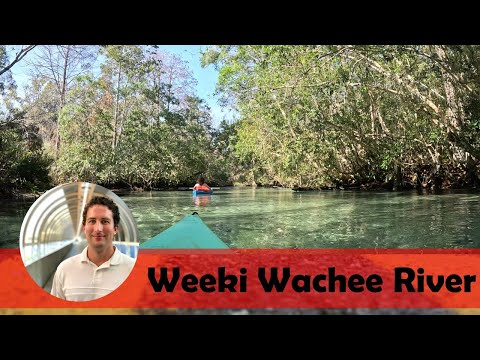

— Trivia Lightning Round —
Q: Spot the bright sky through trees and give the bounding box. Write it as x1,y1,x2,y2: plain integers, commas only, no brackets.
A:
8,45,235,128
158,45,234,128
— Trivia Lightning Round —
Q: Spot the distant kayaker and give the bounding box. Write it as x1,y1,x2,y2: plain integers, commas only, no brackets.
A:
193,176,211,193
50,196,135,302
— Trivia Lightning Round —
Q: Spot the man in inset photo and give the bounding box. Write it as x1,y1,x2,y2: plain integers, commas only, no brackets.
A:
50,196,135,301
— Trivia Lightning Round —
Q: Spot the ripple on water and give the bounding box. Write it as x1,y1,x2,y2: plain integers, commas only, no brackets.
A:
2,189,480,249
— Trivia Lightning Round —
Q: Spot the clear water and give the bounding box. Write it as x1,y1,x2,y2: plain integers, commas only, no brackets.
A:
2,188,479,249
0,199,33,248
123,188,480,249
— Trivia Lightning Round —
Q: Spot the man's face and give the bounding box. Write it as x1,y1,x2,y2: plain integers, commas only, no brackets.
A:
83,204,118,251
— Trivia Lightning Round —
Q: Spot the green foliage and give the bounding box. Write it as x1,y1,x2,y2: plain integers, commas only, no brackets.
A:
203,45,480,189
0,45,16,95
0,111,52,194
5,44,480,195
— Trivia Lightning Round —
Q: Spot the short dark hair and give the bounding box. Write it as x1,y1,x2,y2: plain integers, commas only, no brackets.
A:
198,176,205,184
82,196,120,227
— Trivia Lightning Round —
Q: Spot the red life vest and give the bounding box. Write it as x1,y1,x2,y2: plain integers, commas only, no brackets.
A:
194,184,210,192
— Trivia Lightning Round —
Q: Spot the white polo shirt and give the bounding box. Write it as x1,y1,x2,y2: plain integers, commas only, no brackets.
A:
50,246,136,302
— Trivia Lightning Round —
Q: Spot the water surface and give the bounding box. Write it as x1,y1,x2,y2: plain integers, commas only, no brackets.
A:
2,188,479,249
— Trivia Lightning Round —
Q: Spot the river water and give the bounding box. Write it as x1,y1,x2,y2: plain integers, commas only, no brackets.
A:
3,187,479,249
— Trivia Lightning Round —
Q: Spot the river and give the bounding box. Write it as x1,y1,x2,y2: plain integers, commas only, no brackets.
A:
2,187,479,249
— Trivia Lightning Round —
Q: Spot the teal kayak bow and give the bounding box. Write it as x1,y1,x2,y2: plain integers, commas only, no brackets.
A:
140,212,228,249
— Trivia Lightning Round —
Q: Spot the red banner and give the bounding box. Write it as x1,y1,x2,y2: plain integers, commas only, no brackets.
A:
1,248,480,309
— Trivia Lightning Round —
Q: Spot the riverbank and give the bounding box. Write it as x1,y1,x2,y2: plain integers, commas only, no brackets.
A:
3,181,479,201
0,191,43,201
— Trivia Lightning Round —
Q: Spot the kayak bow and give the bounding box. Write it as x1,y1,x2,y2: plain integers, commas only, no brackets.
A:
140,212,228,249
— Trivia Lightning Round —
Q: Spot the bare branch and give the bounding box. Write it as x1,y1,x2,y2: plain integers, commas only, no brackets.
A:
0,45,36,76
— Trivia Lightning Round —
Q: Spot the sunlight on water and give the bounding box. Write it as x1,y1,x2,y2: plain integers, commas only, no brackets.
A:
120,188,480,249
3,188,480,249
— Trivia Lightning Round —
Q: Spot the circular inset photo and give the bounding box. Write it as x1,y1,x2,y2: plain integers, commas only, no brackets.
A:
19,182,139,302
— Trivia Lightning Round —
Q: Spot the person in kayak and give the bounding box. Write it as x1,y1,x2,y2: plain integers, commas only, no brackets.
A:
50,196,135,302
193,176,211,193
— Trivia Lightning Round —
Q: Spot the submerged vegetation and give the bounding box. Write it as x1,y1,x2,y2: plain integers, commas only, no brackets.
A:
1,45,480,197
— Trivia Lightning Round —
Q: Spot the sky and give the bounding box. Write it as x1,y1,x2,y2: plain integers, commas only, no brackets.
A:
9,45,235,128
158,45,235,127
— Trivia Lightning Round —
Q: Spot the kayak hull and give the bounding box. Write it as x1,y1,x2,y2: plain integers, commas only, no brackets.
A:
193,189,213,196
139,213,228,249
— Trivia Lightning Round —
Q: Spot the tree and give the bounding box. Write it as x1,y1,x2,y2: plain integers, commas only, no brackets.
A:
0,45,36,94
25,45,97,155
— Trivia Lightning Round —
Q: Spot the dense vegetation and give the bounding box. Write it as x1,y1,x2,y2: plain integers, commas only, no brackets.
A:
1,45,479,197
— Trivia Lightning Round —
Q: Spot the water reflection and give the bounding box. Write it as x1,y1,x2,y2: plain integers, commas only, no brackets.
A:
2,188,480,249
193,194,211,207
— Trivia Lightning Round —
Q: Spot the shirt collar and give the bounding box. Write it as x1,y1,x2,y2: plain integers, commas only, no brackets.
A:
80,246,121,266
